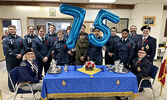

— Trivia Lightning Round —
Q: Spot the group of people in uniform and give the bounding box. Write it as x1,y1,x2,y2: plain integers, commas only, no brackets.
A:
2,24,157,98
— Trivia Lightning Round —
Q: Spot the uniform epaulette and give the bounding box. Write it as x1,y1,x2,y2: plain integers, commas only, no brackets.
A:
21,62,26,67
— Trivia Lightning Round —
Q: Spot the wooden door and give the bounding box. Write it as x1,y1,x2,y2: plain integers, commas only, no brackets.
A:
0,20,5,61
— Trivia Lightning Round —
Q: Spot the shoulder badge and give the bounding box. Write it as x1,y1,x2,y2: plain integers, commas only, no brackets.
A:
146,45,149,50
21,63,26,67
137,67,141,71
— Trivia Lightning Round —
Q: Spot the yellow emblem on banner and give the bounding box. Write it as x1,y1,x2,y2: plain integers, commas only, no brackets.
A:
90,75,93,78
137,67,141,72
116,80,120,85
146,45,149,50
77,67,101,76
62,81,66,86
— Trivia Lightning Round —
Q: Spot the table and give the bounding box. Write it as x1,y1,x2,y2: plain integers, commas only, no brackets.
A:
41,65,138,100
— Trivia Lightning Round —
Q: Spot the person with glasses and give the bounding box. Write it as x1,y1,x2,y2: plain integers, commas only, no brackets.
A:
87,28,103,65
136,25,156,63
130,47,151,92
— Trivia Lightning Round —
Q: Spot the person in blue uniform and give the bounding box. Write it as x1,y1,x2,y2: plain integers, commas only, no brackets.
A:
129,25,141,59
18,48,43,91
23,26,37,52
87,28,103,65
129,25,140,44
1,30,9,56
32,27,52,74
53,30,69,65
3,25,24,92
136,25,157,63
64,26,71,40
45,24,57,46
65,26,76,65
131,47,151,92
105,27,120,65
114,29,135,69
46,24,57,58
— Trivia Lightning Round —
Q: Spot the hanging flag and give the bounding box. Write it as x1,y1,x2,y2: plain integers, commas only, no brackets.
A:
158,47,167,86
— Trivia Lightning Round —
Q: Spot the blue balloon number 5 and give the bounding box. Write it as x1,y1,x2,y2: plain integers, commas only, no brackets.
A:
60,4,86,48
88,9,120,47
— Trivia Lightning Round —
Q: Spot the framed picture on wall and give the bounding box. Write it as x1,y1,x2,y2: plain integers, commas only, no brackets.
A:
143,16,156,26
106,18,129,33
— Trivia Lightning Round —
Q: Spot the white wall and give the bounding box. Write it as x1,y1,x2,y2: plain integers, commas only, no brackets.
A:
0,5,132,36
160,10,167,44
131,4,164,60
0,4,167,59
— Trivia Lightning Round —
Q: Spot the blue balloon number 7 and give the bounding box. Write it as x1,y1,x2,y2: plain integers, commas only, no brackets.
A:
88,9,120,47
60,4,119,48
60,4,86,48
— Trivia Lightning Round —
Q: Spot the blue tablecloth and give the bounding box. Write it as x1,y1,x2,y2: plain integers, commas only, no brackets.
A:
41,65,138,100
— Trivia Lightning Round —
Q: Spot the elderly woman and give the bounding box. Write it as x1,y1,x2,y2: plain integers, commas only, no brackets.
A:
18,48,43,91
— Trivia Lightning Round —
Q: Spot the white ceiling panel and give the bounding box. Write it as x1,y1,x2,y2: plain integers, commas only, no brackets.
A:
1,0,167,5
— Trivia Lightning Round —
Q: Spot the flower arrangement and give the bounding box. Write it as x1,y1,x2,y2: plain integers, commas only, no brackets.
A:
84,61,95,71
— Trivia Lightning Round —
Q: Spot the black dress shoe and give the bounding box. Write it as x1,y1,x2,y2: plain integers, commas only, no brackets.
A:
115,96,121,100
139,88,144,92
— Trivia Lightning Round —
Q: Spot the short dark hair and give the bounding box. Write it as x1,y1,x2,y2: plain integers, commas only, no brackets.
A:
93,28,100,32
49,24,56,28
82,24,86,28
110,27,117,32
122,29,129,33
37,27,46,31
66,26,71,30
8,25,16,29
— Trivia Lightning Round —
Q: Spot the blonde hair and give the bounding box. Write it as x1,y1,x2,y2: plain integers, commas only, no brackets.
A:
22,52,36,61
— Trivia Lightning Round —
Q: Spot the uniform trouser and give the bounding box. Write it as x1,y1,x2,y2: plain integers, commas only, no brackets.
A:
136,74,150,86
20,83,42,91
3,47,6,56
36,57,51,75
105,52,114,65
89,55,102,65
6,57,22,92
68,54,76,65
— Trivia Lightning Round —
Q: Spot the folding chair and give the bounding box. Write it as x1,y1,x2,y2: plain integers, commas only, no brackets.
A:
138,64,159,100
8,67,37,100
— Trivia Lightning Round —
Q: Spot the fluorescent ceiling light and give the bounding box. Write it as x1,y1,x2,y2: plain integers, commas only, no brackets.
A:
89,0,117,3
34,0,60,1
